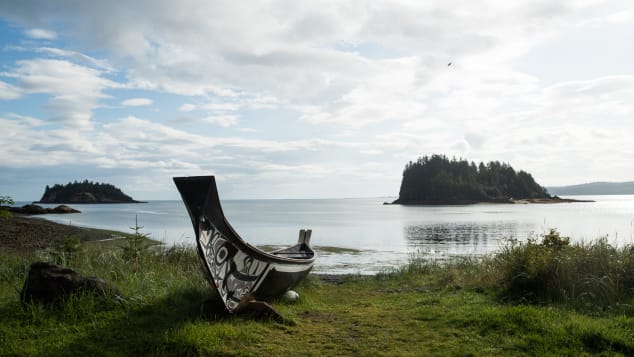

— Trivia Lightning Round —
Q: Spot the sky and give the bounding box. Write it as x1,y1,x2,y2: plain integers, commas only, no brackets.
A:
0,0,633,201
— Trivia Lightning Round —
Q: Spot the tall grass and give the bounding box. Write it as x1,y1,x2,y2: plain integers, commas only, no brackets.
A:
402,229,634,313
0,242,207,304
0,242,228,355
492,229,634,310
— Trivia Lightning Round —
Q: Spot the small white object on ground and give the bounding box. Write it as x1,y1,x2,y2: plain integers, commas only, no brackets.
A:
282,290,299,301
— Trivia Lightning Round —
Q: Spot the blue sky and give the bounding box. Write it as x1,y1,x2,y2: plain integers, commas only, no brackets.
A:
1,0,633,200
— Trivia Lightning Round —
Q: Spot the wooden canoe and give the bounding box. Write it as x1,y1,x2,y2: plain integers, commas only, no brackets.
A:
174,176,315,313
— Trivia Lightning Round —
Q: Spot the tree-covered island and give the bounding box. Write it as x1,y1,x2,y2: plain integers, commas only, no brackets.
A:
37,180,144,204
393,154,586,205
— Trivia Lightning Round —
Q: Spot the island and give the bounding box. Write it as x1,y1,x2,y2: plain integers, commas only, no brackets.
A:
36,180,144,204
392,154,590,205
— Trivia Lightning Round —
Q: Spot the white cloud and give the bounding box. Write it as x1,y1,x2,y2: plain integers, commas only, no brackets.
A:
36,47,114,71
179,103,196,112
579,9,633,27
202,115,238,127
9,59,118,128
121,98,153,107
25,28,57,40
0,80,21,100
0,0,591,128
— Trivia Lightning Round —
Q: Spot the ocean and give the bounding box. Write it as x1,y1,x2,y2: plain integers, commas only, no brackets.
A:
21,195,634,274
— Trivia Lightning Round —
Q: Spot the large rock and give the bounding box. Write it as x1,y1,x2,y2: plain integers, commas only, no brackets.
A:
5,204,80,215
21,262,122,305
51,205,81,213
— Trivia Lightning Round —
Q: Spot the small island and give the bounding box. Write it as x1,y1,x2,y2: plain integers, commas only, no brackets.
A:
392,154,590,205
37,180,144,204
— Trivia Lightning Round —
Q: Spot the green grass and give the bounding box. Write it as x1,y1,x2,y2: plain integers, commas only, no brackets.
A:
1,231,634,356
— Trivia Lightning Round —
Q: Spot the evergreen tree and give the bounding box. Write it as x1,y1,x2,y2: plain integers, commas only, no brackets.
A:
395,155,549,204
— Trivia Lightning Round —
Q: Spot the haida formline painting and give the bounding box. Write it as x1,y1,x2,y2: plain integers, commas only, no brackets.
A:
174,176,315,313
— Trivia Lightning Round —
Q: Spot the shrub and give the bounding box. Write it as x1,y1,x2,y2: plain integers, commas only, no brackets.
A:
0,195,13,218
493,229,634,310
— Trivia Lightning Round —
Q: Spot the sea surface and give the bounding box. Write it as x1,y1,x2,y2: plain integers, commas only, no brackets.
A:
22,195,634,274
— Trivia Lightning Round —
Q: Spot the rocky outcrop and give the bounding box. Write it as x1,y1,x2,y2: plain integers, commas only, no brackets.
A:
3,204,80,214
21,262,123,305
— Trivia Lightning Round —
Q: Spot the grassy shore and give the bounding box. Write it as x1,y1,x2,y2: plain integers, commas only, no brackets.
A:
1,217,634,356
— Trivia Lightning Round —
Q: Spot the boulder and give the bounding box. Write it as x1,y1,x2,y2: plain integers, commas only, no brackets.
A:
18,204,47,214
21,262,122,305
6,204,80,214
52,205,81,213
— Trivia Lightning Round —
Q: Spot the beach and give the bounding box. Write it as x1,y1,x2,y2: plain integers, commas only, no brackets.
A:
0,214,127,251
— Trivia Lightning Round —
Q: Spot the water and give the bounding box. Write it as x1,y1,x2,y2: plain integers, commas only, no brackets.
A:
22,195,634,274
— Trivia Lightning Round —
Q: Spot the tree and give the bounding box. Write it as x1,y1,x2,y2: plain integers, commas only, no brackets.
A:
394,155,549,204
1,196,14,218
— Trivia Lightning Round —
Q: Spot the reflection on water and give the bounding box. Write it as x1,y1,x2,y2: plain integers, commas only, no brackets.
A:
405,222,532,257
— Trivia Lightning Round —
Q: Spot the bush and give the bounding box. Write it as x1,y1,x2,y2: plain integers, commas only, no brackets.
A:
0,195,14,218
493,229,634,310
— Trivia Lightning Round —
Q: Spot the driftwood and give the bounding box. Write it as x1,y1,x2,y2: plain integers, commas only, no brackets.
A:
21,261,122,305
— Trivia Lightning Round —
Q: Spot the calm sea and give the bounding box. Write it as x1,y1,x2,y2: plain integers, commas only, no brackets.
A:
22,195,634,274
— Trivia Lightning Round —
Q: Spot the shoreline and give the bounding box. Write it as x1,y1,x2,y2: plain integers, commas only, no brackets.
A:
0,214,137,252
0,214,354,280
388,196,594,205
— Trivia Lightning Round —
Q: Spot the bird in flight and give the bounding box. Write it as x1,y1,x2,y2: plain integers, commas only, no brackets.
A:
448,62,452,66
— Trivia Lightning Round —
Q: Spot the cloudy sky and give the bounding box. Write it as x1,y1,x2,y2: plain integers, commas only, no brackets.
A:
0,0,633,200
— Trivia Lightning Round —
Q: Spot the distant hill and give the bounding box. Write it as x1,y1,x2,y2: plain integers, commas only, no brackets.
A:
37,180,143,204
393,154,550,205
548,182,634,196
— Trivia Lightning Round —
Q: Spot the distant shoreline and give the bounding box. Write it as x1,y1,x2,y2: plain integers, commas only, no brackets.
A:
32,200,148,204
388,197,594,205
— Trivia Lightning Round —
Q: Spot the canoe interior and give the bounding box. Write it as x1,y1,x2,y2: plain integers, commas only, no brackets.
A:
174,175,315,313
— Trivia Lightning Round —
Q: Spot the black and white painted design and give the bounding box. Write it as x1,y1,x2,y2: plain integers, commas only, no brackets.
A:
198,217,271,312
174,175,315,314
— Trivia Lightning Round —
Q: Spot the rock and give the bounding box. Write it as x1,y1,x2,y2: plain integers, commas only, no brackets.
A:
5,204,80,215
282,290,300,301
21,262,122,305
18,204,47,214
52,205,80,213
235,293,294,325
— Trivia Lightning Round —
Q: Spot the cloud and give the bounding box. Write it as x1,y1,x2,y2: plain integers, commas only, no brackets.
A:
25,28,57,40
121,98,153,107
202,115,237,127
0,80,21,99
464,132,486,150
179,103,196,112
0,0,591,129
579,9,633,27
8,58,118,128
36,47,114,71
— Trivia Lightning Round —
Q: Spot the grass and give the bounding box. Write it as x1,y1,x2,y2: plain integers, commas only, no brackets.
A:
1,229,634,356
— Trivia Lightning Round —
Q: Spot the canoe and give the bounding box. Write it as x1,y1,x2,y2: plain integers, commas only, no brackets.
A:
173,176,316,313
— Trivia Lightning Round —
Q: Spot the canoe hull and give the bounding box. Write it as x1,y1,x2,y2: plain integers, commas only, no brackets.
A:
174,176,315,313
